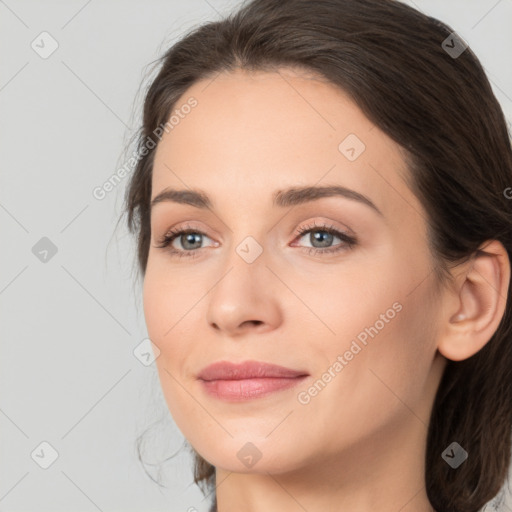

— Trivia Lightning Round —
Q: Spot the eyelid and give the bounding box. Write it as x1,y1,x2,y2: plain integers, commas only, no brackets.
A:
156,221,213,241
291,218,354,238
156,217,351,241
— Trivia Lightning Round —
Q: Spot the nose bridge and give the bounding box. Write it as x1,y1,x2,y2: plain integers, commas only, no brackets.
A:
221,231,269,290
219,201,273,266
207,197,290,291
204,224,283,332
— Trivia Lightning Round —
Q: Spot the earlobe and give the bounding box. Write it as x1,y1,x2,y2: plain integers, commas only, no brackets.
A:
437,240,511,362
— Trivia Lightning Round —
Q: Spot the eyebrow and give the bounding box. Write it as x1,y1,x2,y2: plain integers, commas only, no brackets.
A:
150,185,383,216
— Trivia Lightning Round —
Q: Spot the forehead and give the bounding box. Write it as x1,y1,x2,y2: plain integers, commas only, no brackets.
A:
151,68,424,225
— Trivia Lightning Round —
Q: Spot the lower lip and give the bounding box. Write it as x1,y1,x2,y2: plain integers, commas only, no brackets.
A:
199,376,308,401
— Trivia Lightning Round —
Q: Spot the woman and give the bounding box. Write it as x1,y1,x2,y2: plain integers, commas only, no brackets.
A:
122,0,512,510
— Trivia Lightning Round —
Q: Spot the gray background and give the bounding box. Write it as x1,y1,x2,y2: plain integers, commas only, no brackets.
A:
1,1,511,511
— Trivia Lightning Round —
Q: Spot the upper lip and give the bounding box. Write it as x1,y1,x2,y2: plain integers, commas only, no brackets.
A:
197,360,309,381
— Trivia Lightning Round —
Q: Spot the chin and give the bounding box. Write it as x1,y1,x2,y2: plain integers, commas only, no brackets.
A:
193,437,308,476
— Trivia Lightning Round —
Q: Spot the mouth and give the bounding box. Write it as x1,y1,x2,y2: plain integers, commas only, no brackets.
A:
197,360,309,401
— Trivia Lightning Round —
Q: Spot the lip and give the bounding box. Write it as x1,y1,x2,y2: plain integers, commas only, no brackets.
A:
197,360,309,401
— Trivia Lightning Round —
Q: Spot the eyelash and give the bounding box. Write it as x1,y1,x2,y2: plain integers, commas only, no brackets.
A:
154,221,357,259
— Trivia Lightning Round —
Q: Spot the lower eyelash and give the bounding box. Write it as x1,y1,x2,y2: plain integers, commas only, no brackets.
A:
154,224,357,258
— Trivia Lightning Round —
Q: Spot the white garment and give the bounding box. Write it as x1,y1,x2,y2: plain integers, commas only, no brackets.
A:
480,487,508,511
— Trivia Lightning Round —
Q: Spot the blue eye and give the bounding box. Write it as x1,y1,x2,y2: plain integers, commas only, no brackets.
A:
293,221,357,256
154,226,214,259
154,221,357,259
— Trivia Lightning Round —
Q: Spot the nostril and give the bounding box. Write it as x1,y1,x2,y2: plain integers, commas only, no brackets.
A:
242,320,263,328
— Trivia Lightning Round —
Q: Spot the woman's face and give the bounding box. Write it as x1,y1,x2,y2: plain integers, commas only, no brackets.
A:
143,68,447,476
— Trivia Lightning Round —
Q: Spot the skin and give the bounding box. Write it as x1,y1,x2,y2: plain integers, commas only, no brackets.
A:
143,68,510,512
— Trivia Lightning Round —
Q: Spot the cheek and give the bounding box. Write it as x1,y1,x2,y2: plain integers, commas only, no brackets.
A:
142,256,198,341
143,273,202,435
301,251,438,436
142,270,187,396
142,286,157,337
315,277,437,436
142,263,204,376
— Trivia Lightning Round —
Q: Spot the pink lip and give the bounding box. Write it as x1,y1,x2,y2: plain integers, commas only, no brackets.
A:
198,360,309,401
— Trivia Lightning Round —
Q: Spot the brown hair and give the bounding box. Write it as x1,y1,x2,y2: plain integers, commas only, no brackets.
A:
122,1,512,510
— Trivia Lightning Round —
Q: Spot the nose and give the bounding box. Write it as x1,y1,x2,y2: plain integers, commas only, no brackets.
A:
205,256,283,337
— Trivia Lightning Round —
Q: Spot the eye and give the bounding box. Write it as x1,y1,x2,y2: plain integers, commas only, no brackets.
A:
292,221,357,256
153,223,216,259
154,221,357,259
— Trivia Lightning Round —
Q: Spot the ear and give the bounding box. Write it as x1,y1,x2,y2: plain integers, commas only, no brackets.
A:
437,240,511,362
